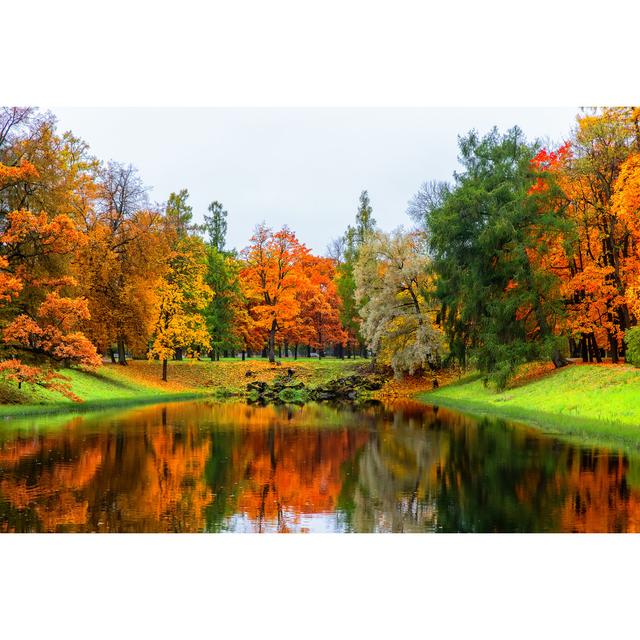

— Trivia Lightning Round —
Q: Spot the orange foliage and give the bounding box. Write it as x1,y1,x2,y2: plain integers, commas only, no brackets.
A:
529,109,640,359
3,292,100,368
240,225,309,358
233,428,368,531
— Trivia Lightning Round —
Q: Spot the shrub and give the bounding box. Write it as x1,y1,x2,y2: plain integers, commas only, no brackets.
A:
625,327,640,367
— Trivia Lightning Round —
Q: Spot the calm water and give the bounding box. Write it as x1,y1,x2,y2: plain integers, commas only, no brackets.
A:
0,399,638,533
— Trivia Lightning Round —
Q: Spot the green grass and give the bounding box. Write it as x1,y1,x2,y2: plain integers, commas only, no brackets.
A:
0,357,364,418
420,364,640,448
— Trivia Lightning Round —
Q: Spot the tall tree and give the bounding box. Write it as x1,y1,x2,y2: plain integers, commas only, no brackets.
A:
355,190,376,244
203,201,228,252
330,191,379,357
148,236,212,381
78,161,161,364
165,189,193,238
426,127,569,389
204,248,244,359
0,139,101,387
286,255,346,357
536,109,640,363
355,229,442,376
240,224,308,362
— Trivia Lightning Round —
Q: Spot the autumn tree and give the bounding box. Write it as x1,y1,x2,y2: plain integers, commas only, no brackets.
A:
148,235,213,381
292,255,346,357
77,161,165,365
240,224,308,363
0,111,101,389
536,109,640,362
355,229,442,376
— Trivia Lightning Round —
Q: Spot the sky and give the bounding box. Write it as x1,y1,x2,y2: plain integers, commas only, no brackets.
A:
53,108,579,254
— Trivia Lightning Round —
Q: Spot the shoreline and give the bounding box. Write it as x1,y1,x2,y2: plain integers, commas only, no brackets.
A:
0,391,215,420
417,382,640,452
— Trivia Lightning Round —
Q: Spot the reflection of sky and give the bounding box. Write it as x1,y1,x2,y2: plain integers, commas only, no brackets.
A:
224,511,349,534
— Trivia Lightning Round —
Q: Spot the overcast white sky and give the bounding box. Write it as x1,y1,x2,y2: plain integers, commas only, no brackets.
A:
53,108,578,254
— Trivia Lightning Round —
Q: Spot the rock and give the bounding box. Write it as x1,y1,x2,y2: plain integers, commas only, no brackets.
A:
247,381,268,393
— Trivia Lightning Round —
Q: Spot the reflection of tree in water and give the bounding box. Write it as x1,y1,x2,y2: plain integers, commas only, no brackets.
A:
428,414,640,532
3,400,640,532
557,449,640,532
337,403,640,533
0,406,212,532
218,425,370,532
337,404,447,532
202,403,374,532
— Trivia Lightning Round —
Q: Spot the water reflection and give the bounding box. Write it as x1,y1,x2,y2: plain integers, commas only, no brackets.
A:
0,400,639,532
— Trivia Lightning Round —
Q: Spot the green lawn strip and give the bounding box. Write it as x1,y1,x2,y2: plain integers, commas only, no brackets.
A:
418,364,640,450
0,357,365,418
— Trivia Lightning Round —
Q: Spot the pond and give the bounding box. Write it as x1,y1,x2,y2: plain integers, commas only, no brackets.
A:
0,399,639,532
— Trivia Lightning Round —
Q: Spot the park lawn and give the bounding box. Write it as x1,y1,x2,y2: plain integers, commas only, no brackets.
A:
0,357,364,417
420,363,640,447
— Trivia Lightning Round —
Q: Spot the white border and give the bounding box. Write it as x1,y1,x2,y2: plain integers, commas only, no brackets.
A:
3,1,640,637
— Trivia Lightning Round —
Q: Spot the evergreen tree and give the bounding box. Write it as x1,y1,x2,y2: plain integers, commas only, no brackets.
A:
332,192,377,357
204,247,243,359
355,190,376,244
204,201,228,252
426,127,569,389
165,189,193,237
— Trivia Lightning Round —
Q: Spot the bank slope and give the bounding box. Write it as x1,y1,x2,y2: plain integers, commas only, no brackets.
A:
0,358,363,417
420,364,640,446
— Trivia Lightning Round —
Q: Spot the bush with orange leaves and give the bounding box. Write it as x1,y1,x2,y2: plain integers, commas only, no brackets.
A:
3,292,101,368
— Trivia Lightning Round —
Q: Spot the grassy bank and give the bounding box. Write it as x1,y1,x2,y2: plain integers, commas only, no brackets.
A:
420,363,640,447
0,357,364,418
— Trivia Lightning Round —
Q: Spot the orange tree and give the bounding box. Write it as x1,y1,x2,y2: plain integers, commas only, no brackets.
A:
294,254,346,357
0,179,101,390
239,224,309,362
534,108,640,361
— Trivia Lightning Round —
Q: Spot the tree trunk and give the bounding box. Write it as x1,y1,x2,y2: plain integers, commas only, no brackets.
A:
162,358,168,382
241,350,246,361
580,335,588,362
294,343,298,360
117,336,127,365
589,333,602,363
551,349,569,369
268,321,277,363
174,347,183,361
284,340,289,358
609,332,619,364
109,348,116,364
